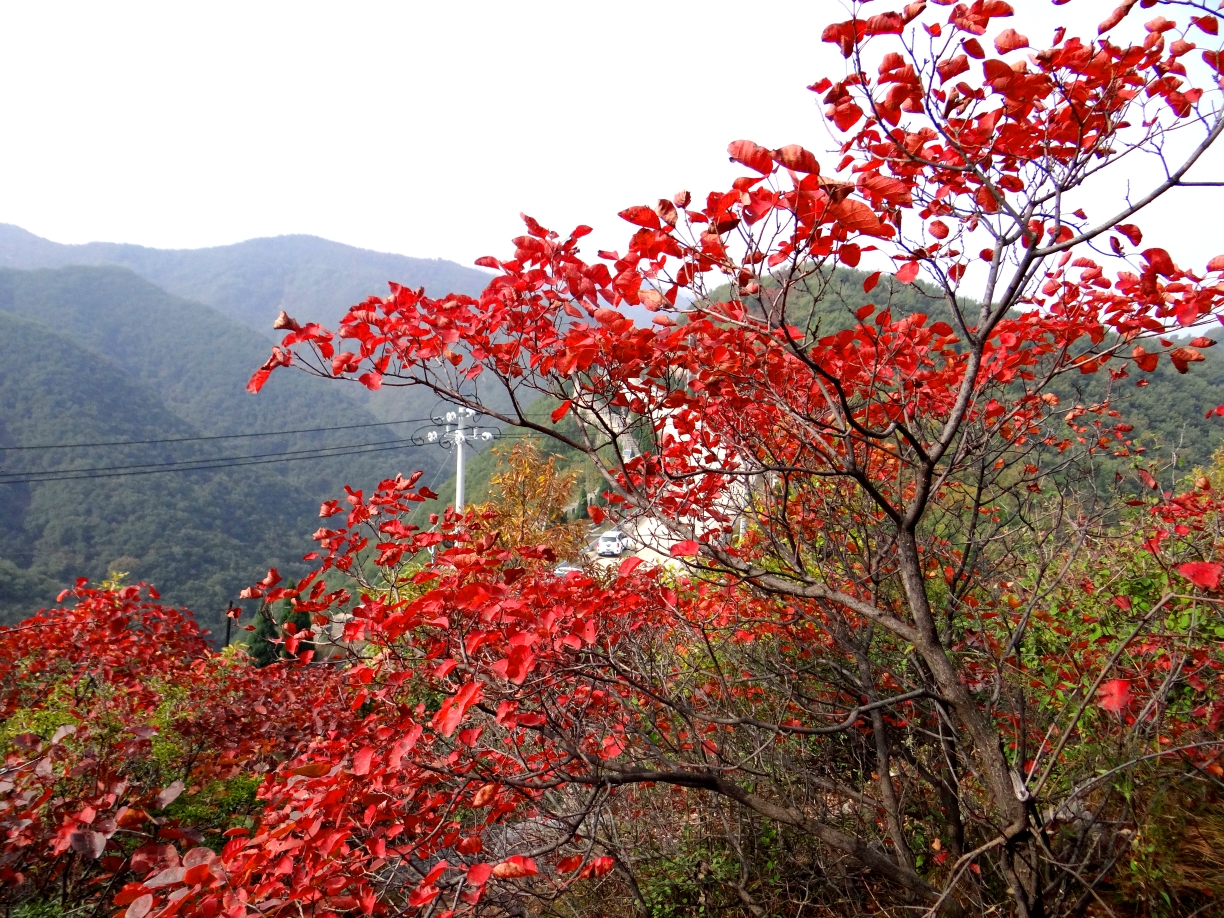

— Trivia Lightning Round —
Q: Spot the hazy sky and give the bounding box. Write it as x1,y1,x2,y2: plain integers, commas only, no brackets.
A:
1,1,1220,275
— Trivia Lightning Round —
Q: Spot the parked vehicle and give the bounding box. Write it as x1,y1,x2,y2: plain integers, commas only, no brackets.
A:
595,530,626,557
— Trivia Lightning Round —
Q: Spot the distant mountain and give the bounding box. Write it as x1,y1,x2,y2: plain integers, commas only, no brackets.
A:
0,224,493,334
0,265,451,631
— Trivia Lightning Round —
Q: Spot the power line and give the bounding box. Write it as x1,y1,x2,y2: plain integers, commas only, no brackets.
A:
0,417,442,452
0,436,421,482
0,433,539,487
0,439,426,486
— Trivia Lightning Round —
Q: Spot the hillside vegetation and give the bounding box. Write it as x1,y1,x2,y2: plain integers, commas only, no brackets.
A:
0,265,450,630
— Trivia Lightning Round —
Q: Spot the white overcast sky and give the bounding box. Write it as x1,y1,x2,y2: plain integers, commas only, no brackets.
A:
0,1,1219,277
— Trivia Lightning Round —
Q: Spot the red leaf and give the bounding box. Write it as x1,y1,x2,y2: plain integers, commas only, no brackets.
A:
771,144,820,173
579,856,616,879
332,352,361,376
358,372,383,391
433,681,483,737
863,271,881,294
1099,0,1138,35
154,780,185,810
551,399,573,423
421,860,449,886
1142,248,1176,276
727,140,775,175
1132,345,1158,372
937,54,970,83
352,746,374,776
1169,347,1204,373
821,20,866,58
467,863,494,886
556,855,583,873
895,261,920,284
618,206,661,230
183,863,212,885
859,172,913,208
492,856,538,879
1207,254,1224,272
408,885,440,908
126,895,154,918
521,213,548,237
993,28,1028,53
246,368,271,394
1116,223,1142,246
1137,468,1159,490
1097,679,1131,714
1178,561,1224,590
670,540,701,558
70,831,106,860
865,12,904,35
826,199,883,234
618,556,644,577
929,220,950,240
502,645,536,686
838,243,861,268
1190,337,1216,348
829,99,864,132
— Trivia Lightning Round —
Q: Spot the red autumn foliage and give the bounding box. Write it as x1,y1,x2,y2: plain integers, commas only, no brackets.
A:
0,582,342,911
7,2,1224,917
1098,679,1133,714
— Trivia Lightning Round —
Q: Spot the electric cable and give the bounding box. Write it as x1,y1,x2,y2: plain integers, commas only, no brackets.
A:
0,436,423,481
0,439,425,485
0,417,442,452
0,433,537,486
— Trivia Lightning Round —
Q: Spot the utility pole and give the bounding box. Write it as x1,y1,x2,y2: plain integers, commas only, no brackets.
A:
454,409,467,514
421,406,493,513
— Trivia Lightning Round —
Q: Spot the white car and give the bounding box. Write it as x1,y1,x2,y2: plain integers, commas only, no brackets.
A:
595,530,627,557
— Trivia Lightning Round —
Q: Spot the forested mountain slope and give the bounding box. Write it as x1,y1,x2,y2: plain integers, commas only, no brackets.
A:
714,268,1224,475
0,266,448,630
0,224,492,333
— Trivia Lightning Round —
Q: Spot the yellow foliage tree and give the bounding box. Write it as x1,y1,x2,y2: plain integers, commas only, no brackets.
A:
477,440,589,562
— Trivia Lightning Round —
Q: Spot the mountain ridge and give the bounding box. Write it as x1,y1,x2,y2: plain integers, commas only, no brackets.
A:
0,224,493,334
